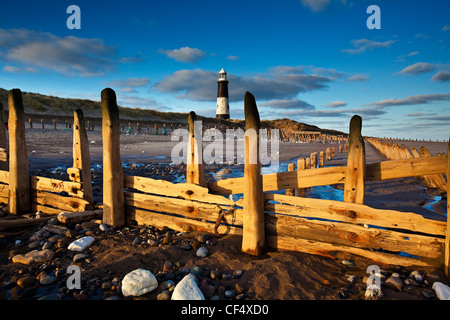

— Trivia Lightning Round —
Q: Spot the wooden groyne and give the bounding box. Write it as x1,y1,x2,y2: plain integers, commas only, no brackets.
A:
0,88,449,278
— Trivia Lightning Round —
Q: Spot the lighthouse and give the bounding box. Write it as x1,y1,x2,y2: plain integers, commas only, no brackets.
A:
216,68,230,119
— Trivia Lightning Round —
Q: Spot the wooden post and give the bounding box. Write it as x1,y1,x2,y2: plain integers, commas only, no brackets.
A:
344,115,365,204
242,92,265,256
53,120,56,130
326,147,332,161
445,137,450,278
186,111,206,187
8,89,30,214
72,109,94,210
28,118,33,129
101,88,124,227
310,152,317,169
286,162,295,196
41,119,44,129
295,158,305,197
319,151,324,168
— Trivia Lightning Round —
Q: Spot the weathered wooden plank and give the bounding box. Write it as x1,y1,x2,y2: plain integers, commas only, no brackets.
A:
0,170,8,184
208,166,346,195
30,176,84,198
129,207,242,236
32,191,89,213
125,175,235,206
58,209,103,224
264,193,446,236
30,203,64,216
208,155,446,195
0,184,8,198
365,155,447,181
242,92,265,256
265,212,444,259
125,192,243,225
266,235,437,267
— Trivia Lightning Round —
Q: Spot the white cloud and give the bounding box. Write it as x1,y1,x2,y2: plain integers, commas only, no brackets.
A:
2,65,38,73
158,47,205,63
227,55,239,61
443,25,450,31
108,78,151,88
327,101,347,108
301,0,331,12
0,28,119,76
395,62,437,76
346,74,370,82
341,39,396,54
153,66,335,102
368,93,450,107
431,70,450,82
260,99,315,110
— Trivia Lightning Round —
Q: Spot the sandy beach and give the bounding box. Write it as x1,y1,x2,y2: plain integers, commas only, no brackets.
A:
0,126,449,301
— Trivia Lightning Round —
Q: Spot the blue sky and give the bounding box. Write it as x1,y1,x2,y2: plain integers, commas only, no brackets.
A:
0,0,449,140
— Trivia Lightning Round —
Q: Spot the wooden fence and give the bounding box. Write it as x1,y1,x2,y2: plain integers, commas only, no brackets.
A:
1,88,449,277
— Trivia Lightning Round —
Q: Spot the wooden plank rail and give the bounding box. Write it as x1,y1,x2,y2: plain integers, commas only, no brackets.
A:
30,176,84,198
264,193,446,236
125,191,243,226
208,155,447,195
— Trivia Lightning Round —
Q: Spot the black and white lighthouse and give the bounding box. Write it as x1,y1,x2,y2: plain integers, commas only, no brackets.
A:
216,68,230,119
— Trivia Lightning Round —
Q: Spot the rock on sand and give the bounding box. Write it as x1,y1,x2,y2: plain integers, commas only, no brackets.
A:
68,236,95,252
171,274,205,300
121,269,158,297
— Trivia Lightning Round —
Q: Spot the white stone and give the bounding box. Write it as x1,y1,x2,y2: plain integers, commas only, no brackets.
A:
68,236,95,252
433,282,450,300
121,269,158,297
196,247,208,258
171,274,205,300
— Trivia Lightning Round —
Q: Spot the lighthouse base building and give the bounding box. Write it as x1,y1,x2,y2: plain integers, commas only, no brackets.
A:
216,68,230,119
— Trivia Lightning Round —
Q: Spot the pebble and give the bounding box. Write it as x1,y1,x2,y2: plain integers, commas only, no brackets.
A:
39,273,57,285
203,285,216,299
12,249,55,265
187,266,201,278
68,236,95,252
73,253,89,262
17,276,35,288
225,290,235,299
341,260,355,267
410,270,423,282
147,239,158,247
180,244,192,251
196,247,208,258
121,269,159,297
421,288,436,299
171,274,205,300
433,282,450,300
384,275,404,292
157,290,171,300
99,223,109,232
28,241,41,250
132,236,142,246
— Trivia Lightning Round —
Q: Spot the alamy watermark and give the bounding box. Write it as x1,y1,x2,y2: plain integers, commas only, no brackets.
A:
170,121,280,170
